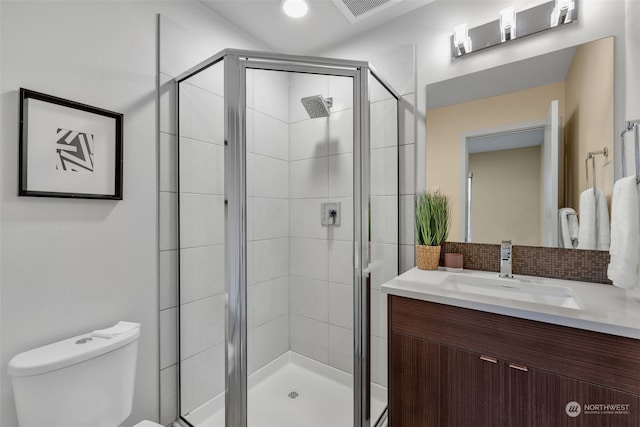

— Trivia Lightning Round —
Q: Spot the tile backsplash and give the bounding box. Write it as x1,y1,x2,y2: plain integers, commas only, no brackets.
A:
440,241,611,285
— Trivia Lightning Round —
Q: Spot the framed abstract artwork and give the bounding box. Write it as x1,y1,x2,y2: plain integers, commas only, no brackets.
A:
19,88,123,199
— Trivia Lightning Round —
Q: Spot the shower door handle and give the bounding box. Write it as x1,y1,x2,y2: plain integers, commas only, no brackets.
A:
362,261,383,277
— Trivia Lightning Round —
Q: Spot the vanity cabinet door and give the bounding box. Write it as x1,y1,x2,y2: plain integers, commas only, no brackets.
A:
501,360,640,426
390,332,440,427
439,345,501,427
389,331,501,427
531,369,640,427
503,362,533,427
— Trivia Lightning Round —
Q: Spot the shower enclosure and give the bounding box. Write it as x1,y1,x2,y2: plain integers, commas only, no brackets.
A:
175,49,399,427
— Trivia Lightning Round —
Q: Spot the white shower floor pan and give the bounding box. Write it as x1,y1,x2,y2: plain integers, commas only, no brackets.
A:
185,351,387,427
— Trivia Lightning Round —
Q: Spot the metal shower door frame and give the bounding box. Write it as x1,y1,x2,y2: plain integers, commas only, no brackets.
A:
175,49,401,427
228,53,370,427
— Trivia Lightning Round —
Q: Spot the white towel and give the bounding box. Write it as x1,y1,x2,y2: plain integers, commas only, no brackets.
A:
577,189,596,250
576,188,609,250
595,188,610,251
608,176,640,289
92,321,141,339
559,208,578,249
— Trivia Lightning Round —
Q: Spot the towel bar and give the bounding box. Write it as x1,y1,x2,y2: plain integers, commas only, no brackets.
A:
585,147,608,193
621,120,640,184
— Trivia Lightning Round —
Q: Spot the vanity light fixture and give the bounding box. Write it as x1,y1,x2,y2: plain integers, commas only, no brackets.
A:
282,0,309,18
500,7,516,42
453,23,472,56
551,0,575,27
451,0,578,58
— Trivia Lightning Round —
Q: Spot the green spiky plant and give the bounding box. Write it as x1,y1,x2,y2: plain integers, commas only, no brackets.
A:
415,191,451,246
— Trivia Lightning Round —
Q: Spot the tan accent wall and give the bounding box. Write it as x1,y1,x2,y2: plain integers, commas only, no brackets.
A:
469,146,542,246
426,82,565,242
565,37,615,211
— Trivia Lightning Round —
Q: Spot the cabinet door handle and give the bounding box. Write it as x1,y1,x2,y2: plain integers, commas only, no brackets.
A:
480,356,497,363
509,363,529,372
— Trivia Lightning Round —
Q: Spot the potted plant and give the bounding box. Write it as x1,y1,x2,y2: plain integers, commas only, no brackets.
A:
415,191,451,270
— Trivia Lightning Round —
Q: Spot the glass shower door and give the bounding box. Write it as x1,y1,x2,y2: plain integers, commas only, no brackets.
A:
368,72,399,426
177,57,227,426
175,49,400,427
245,65,358,427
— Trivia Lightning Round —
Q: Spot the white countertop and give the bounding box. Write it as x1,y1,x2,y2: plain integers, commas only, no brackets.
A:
381,268,640,339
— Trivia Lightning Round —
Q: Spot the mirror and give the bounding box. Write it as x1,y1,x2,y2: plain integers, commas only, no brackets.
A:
426,36,614,250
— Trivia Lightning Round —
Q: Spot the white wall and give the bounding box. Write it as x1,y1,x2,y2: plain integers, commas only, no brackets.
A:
623,0,640,178
0,2,265,427
626,0,640,122
0,0,3,423
321,0,628,190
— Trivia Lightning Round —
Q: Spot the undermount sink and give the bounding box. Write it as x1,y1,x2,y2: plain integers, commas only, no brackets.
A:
439,274,584,310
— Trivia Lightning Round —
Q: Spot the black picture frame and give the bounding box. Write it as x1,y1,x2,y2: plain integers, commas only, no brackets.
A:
19,88,123,200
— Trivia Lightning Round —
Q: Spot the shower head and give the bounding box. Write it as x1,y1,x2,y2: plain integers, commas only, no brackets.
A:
300,95,333,119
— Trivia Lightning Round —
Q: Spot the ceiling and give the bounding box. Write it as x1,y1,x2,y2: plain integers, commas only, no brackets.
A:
200,0,433,55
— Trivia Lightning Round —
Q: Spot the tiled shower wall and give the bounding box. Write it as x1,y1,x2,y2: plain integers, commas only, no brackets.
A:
177,67,294,416
157,15,238,424
369,78,400,388
246,69,291,374
399,92,416,273
367,43,418,388
369,44,417,275
177,63,226,415
287,73,356,374
286,72,402,388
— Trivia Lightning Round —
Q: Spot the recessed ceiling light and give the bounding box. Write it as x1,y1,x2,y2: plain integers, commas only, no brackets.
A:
282,0,309,18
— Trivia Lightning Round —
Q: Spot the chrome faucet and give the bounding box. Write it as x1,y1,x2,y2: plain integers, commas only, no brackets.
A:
499,240,513,278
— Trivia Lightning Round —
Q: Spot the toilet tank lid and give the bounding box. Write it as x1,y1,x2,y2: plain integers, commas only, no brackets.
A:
7,327,140,377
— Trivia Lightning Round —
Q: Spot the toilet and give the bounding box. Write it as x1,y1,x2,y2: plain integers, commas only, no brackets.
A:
7,323,163,427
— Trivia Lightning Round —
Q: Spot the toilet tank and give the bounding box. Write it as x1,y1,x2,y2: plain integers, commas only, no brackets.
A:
8,327,140,427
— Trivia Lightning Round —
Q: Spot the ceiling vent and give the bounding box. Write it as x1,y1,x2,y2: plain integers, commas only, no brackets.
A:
333,0,398,23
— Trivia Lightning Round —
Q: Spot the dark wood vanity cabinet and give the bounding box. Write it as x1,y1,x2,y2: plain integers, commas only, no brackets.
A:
391,333,501,427
388,296,640,427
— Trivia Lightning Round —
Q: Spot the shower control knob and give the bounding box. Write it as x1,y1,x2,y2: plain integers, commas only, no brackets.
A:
321,202,341,226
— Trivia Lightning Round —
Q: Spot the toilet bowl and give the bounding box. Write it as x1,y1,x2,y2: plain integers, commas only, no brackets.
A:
8,322,163,427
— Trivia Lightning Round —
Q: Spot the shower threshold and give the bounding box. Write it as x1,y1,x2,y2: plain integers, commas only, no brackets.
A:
184,351,387,427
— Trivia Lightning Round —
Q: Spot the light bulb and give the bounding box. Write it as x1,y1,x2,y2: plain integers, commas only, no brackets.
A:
282,0,309,18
